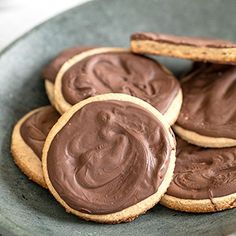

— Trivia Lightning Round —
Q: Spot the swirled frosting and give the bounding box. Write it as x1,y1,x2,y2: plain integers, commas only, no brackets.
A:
61,52,180,113
47,100,172,214
42,47,93,83
177,63,236,139
20,107,60,159
167,137,236,199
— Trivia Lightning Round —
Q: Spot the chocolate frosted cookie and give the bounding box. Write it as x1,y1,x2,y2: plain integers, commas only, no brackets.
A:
43,47,94,104
174,63,236,148
131,32,236,64
161,137,236,213
11,106,60,188
42,93,176,223
47,47,181,125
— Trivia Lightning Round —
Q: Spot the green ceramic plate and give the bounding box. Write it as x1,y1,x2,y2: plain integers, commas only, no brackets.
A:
1,0,236,235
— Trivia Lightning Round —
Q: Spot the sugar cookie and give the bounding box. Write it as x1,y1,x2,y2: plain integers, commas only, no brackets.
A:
11,106,60,188
53,47,182,125
174,63,236,148
42,93,176,223
131,32,236,64
161,137,236,212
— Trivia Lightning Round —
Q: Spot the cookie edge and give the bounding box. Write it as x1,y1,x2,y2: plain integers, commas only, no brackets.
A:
160,193,236,213
45,80,55,106
164,89,182,125
173,125,236,148
131,39,236,64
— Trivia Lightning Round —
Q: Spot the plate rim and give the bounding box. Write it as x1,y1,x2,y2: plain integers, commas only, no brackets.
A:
1,0,236,235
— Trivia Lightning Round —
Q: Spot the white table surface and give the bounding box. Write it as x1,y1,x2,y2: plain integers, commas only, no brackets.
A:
0,0,89,51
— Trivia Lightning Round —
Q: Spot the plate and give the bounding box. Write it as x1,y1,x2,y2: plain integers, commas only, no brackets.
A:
1,0,236,235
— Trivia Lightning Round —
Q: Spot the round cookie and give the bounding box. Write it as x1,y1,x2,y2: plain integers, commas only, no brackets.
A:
173,63,236,148
11,106,60,188
131,32,236,64
43,47,94,105
161,137,236,213
42,93,176,223
52,47,182,125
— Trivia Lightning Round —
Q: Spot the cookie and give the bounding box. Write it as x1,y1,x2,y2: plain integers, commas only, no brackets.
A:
11,106,60,188
173,63,236,148
43,47,94,105
161,137,236,213
51,47,182,125
131,32,236,64
42,93,176,223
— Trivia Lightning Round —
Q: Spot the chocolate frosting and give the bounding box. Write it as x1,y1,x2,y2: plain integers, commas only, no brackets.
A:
61,52,180,114
177,63,236,139
131,32,236,48
43,47,93,83
167,137,236,199
47,100,172,214
20,107,60,159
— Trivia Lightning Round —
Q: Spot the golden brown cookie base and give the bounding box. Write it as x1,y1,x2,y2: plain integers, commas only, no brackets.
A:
131,40,236,64
161,193,236,213
11,107,48,188
164,89,182,125
42,93,176,223
173,125,236,148
45,80,55,106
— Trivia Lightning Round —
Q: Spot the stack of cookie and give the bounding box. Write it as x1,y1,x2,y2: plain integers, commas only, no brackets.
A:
131,32,236,212
11,32,236,223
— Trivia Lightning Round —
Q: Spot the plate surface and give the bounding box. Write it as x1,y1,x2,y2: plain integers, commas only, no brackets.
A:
1,0,236,235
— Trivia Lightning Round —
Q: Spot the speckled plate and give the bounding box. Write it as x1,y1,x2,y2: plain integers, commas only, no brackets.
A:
1,0,236,235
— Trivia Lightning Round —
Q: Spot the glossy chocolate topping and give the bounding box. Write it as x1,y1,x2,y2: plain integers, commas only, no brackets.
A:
177,63,236,139
167,137,236,199
61,52,180,114
20,107,60,159
131,32,236,48
47,100,172,214
43,47,93,83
